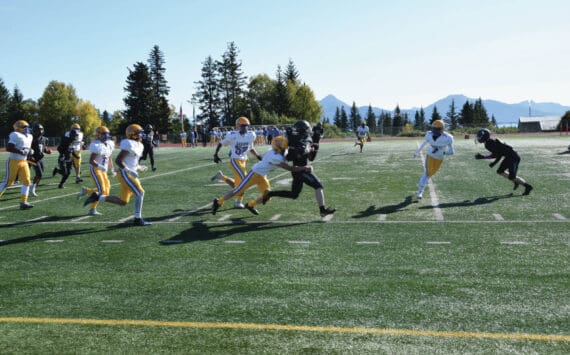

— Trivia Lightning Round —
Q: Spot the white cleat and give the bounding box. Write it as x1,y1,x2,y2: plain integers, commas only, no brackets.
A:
77,187,87,200
417,191,423,200
30,190,38,197
88,208,102,216
210,170,224,182
234,201,245,209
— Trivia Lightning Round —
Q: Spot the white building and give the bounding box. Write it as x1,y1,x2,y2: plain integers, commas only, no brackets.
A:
518,116,560,132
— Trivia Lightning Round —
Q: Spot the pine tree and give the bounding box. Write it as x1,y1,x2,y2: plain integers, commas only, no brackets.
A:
273,65,289,117
194,56,221,129
349,102,360,130
473,98,490,126
366,104,376,132
0,79,11,137
430,106,442,124
123,62,154,127
459,100,474,127
392,105,403,135
284,58,300,85
491,114,497,127
340,106,348,131
333,106,341,127
7,86,25,123
217,42,247,126
413,110,423,130
445,99,459,130
382,111,393,135
147,45,170,132
102,110,111,127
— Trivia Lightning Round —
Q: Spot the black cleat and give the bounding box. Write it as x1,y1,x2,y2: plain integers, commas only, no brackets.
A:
245,203,259,215
52,167,58,177
513,182,520,190
75,177,83,183
320,207,336,217
152,166,157,171
522,184,533,196
133,218,151,226
83,192,99,207
19,202,34,210
261,190,271,205
212,198,220,215
58,183,65,189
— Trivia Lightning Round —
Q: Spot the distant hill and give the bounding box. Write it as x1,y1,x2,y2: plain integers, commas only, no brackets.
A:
319,94,570,125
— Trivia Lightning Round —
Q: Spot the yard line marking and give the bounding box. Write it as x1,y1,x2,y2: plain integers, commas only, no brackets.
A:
0,317,568,342
101,240,124,244
426,241,451,245
492,214,504,221
118,216,133,223
322,214,334,222
501,241,529,245
27,216,49,223
378,214,387,221
224,240,245,244
356,241,380,245
44,240,64,243
71,215,92,222
288,240,311,244
553,213,566,220
217,214,232,222
270,214,282,221
417,143,444,222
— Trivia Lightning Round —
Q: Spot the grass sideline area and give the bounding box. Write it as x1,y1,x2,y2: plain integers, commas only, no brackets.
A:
0,137,569,353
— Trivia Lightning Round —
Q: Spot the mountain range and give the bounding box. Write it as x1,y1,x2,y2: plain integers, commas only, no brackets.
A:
319,94,570,125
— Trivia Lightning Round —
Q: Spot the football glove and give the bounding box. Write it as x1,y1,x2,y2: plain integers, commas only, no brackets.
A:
123,167,138,178
97,163,107,172
214,154,222,164
475,153,485,160
137,165,148,172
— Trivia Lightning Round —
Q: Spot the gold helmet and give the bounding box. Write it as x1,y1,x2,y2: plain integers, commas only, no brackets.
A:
13,120,30,134
271,135,288,154
432,120,445,130
96,126,111,141
71,123,81,130
235,116,250,129
126,124,144,141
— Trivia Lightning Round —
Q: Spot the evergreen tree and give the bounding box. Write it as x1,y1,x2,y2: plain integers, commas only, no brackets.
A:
194,56,221,129
491,114,497,127
430,106,442,124
420,107,426,128
7,86,25,123
349,102,360,130
273,65,289,117
147,45,170,132
333,106,341,127
392,105,403,135
340,106,348,131
382,111,393,135
445,99,459,130
413,110,424,130
123,62,154,127
284,58,300,85
102,110,111,127
473,97,490,126
459,100,474,127
366,104,376,132
217,42,247,126
0,78,10,137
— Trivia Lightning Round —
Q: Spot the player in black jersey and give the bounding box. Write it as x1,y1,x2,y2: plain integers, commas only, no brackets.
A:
475,128,533,195
139,124,157,171
53,129,77,188
262,120,335,217
29,124,52,196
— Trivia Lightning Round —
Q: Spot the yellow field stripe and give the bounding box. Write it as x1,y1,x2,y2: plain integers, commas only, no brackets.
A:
0,317,568,342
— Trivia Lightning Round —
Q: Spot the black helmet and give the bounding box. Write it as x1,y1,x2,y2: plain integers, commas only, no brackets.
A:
476,128,491,143
293,120,312,135
144,124,153,133
32,123,44,137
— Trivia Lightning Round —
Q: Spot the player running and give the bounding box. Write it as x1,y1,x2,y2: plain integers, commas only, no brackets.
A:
211,116,262,209
69,123,84,183
355,121,370,153
0,120,34,209
212,136,312,216
77,126,115,215
414,120,454,199
29,123,52,197
83,124,151,226
475,128,533,195
140,124,157,171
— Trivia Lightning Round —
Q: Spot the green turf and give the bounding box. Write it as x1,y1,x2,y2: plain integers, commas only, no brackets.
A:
0,137,569,353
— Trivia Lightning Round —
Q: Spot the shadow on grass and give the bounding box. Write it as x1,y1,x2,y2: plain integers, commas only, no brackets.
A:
419,193,517,209
0,227,97,246
556,150,570,155
0,215,87,229
352,195,414,218
159,220,307,245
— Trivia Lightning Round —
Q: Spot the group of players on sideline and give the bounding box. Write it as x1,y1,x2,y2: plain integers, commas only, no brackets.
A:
1,117,533,226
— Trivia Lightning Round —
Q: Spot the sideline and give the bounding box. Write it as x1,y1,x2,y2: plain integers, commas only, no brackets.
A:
0,316,567,342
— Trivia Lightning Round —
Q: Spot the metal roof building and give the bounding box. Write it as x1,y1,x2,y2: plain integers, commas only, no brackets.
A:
518,116,560,132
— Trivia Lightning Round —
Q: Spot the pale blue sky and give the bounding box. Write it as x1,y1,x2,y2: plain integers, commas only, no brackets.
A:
1,0,569,115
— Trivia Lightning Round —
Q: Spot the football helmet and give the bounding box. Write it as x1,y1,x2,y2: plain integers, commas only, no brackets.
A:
235,117,250,134
71,123,81,130
144,124,153,133
476,128,491,143
293,120,312,136
432,120,445,130
13,120,30,135
271,135,288,154
126,124,144,141
32,123,44,138
96,126,111,141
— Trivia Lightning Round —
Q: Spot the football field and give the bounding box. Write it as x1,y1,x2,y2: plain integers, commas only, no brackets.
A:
1,137,569,353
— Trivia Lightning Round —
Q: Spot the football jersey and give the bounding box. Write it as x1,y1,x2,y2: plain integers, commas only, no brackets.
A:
8,131,33,161
65,130,84,152
119,139,144,170
418,131,454,160
90,140,115,169
357,125,369,138
222,131,256,160
251,149,285,176
484,138,517,159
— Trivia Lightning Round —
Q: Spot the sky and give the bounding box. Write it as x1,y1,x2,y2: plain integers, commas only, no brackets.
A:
1,0,569,116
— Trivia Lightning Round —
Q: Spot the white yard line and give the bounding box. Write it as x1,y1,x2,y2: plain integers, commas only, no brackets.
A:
356,241,380,245
217,214,232,222
288,240,311,244
417,142,444,222
71,215,92,222
101,240,124,243
378,214,387,221
501,241,529,245
27,216,49,223
321,214,334,222
553,213,566,220
224,240,246,244
493,214,504,221
426,241,451,244
270,214,282,221
118,216,133,223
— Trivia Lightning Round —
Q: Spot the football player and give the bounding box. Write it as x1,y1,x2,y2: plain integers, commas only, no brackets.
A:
83,124,151,226
211,117,262,209
414,120,454,199
475,128,533,195
0,120,34,209
68,123,84,183
262,120,335,217
355,120,370,153
53,127,78,188
29,123,52,196
77,126,115,215
212,136,312,215
139,124,157,171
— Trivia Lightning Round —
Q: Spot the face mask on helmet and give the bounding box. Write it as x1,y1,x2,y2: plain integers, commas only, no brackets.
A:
32,124,44,138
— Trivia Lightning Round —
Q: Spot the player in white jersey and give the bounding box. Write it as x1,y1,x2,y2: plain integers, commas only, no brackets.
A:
211,117,262,209
77,126,115,215
212,136,312,215
66,123,84,183
83,124,150,226
355,121,370,153
413,120,454,199
0,120,34,209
